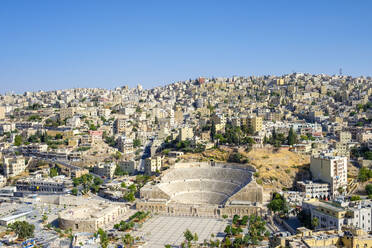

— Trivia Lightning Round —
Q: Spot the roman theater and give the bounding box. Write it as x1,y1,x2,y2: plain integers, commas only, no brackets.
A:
137,161,264,218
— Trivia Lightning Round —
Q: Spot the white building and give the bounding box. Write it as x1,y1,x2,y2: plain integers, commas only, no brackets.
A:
310,155,347,197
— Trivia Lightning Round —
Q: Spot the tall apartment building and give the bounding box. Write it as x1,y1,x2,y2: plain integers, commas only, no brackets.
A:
247,116,263,133
0,123,15,135
310,155,347,197
0,106,5,120
93,162,116,179
339,131,352,143
2,156,27,178
179,127,194,141
211,114,226,126
174,109,183,124
118,136,133,155
144,156,162,175
59,107,75,121
114,119,127,134
118,160,137,175
335,142,349,157
0,175,6,187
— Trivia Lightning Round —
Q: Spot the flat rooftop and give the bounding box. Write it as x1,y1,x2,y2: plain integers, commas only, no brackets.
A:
314,201,345,213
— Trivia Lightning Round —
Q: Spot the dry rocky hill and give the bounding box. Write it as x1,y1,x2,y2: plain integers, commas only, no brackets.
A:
180,146,311,192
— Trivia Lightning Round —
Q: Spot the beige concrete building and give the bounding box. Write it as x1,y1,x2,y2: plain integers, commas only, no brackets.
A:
174,110,183,124
59,203,127,232
118,136,133,156
118,160,137,175
310,155,347,196
271,227,372,248
0,175,6,187
339,131,352,143
335,142,349,157
179,127,194,141
2,156,26,178
356,132,372,143
306,199,346,230
93,162,116,179
59,107,75,121
0,106,5,120
144,156,162,175
114,119,127,134
247,116,263,133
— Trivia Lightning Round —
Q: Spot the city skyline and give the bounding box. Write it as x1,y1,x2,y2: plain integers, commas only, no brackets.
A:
1,0,372,94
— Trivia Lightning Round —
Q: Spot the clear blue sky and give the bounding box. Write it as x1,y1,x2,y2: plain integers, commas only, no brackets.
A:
0,1,371,94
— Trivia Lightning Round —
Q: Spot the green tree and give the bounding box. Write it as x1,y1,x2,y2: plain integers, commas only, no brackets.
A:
97,228,108,248
232,214,240,225
210,120,216,141
287,127,297,146
14,135,23,146
268,192,288,213
42,214,48,223
8,221,35,239
224,237,232,246
49,168,58,178
55,133,63,139
94,176,103,185
89,124,98,131
133,139,141,148
224,225,232,236
122,233,134,246
71,188,78,196
358,167,372,182
123,192,135,202
184,229,194,243
193,232,198,242
366,184,372,195
114,151,122,160
351,195,361,201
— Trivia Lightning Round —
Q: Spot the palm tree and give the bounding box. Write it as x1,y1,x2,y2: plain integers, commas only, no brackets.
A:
122,233,134,247
311,217,319,230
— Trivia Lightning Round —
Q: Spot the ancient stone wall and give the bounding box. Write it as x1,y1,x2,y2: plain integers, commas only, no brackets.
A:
227,181,263,203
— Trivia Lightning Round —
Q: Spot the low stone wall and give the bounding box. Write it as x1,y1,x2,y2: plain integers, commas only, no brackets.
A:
59,216,97,232
37,195,103,206
136,201,264,218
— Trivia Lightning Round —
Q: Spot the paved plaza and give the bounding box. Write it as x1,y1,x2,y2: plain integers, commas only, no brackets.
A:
133,215,228,248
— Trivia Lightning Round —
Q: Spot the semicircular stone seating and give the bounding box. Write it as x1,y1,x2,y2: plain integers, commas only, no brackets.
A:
158,167,251,205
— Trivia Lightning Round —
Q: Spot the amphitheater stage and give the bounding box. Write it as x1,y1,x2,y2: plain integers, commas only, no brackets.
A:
132,215,228,248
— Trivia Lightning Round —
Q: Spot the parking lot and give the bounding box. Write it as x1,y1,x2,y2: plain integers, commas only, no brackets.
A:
132,215,228,248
